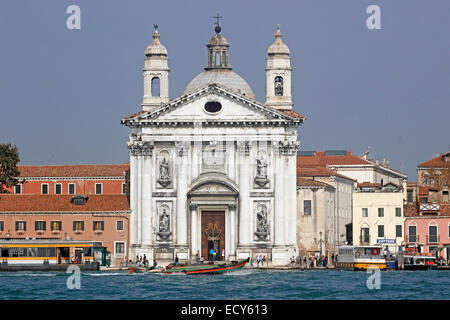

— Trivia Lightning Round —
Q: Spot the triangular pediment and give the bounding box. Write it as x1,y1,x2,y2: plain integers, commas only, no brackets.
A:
121,83,303,126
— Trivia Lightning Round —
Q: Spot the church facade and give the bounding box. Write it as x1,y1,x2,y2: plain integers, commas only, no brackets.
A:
121,23,304,265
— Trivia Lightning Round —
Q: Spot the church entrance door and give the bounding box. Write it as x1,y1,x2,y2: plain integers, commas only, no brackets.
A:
201,211,225,261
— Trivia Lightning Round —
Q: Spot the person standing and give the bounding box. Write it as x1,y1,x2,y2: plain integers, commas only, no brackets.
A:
195,250,200,264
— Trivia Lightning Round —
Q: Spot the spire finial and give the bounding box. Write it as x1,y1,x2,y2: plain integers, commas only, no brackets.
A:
213,13,223,33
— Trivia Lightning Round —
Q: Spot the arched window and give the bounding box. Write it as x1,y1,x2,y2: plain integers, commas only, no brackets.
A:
151,77,160,97
274,76,283,96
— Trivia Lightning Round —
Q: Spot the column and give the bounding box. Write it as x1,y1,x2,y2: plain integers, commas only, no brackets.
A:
227,140,236,181
229,204,237,258
238,141,250,245
137,152,143,244
128,146,138,246
273,142,284,246
141,142,153,245
176,141,189,246
190,203,198,258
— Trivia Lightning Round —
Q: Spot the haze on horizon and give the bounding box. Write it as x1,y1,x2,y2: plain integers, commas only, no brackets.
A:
0,0,449,181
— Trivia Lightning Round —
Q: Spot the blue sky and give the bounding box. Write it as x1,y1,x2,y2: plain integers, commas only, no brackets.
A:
0,0,449,180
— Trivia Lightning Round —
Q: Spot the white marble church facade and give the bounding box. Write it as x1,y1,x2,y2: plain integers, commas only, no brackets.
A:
121,23,304,265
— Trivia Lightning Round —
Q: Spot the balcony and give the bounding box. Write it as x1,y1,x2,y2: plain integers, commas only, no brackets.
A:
406,235,419,243
426,235,440,244
420,203,440,212
360,235,370,245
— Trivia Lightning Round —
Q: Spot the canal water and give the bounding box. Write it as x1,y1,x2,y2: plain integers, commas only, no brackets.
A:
0,269,448,300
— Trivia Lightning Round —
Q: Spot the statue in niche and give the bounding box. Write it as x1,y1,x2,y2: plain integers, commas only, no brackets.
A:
157,206,172,241
254,155,269,188
255,205,269,240
256,157,267,179
160,157,170,179
157,156,171,188
159,207,170,232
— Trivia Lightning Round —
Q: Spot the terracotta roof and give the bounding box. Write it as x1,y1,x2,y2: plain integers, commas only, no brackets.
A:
418,151,450,168
121,110,146,120
279,109,305,120
18,164,129,178
297,151,371,168
404,203,450,217
357,182,382,188
297,177,334,188
297,167,355,181
0,194,130,212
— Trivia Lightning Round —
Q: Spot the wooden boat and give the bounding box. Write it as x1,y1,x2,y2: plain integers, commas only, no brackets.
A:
162,258,249,275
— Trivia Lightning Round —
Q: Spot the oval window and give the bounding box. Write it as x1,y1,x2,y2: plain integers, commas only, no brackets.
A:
204,101,222,113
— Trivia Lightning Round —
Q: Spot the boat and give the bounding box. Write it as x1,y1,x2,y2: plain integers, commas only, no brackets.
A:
162,258,249,275
402,253,437,270
336,245,386,271
0,239,100,271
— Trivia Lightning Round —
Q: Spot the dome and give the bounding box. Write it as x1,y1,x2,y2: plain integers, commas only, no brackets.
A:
267,27,290,56
207,33,229,46
145,29,167,56
184,70,255,99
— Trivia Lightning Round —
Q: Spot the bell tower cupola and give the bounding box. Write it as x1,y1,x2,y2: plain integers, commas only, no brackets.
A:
265,25,293,111
142,25,170,111
205,14,231,71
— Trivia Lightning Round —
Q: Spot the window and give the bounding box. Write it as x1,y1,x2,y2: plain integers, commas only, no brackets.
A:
378,225,384,237
115,242,125,257
360,227,369,243
396,225,402,238
151,77,160,97
95,183,102,194
204,101,222,113
14,184,22,194
51,221,62,231
303,200,312,216
395,208,401,217
93,221,104,231
122,183,126,194
0,221,3,231
408,225,417,242
41,184,49,194
35,221,46,231
274,76,283,96
55,184,62,194
68,183,75,195
116,220,124,231
407,190,414,202
215,51,220,66
362,208,368,217
378,208,384,217
73,221,84,231
448,225,450,238
429,225,438,243
222,51,226,66
15,221,26,231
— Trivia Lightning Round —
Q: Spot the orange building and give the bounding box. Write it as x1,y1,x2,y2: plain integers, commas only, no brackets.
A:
9,164,129,196
0,194,130,267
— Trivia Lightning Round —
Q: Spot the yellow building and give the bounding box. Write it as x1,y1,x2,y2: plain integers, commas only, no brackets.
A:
352,182,406,254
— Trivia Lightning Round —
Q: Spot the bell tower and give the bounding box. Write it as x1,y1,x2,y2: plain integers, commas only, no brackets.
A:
142,25,169,111
265,25,293,111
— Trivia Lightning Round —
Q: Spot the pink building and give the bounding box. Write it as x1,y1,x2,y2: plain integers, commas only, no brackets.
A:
0,194,131,267
7,164,129,196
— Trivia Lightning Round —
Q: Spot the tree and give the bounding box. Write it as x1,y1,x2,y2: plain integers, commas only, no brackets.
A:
0,143,21,193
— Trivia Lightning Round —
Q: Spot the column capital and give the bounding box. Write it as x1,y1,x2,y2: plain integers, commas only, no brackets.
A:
237,141,250,156
272,140,299,156
228,203,236,210
175,141,190,156
189,203,198,211
127,140,154,156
